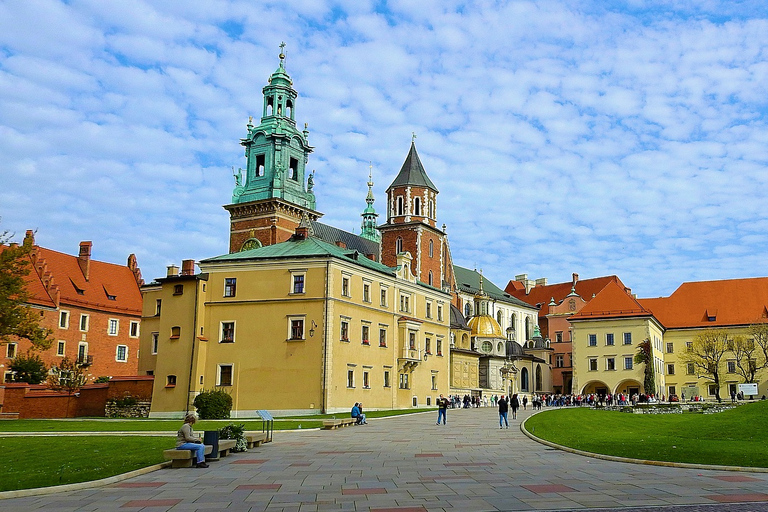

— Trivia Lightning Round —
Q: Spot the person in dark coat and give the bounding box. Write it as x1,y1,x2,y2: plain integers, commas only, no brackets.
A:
510,393,520,419
498,395,509,429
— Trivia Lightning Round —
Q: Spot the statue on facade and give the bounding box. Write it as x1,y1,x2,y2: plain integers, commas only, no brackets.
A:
307,170,315,192
232,167,243,187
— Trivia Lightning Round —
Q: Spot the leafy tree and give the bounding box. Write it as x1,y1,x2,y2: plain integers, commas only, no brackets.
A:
679,329,729,402
732,334,761,384
47,356,88,395
750,320,768,371
633,338,656,395
8,350,48,384
0,229,53,350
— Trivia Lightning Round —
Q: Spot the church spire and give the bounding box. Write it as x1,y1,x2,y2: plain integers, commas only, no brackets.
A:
361,162,381,242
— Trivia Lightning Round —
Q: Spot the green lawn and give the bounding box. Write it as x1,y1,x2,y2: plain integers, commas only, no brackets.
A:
524,400,768,468
0,436,171,492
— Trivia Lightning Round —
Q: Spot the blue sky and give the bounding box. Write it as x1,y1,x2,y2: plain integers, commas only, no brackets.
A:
2,1,768,299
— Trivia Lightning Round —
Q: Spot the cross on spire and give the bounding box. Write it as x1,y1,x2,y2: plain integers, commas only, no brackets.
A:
279,42,286,62
411,132,417,143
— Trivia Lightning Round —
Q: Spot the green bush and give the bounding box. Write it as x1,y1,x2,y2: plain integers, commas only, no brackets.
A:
193,389,233,419
94,376,111,384
8,351,47,384
218,423,247,452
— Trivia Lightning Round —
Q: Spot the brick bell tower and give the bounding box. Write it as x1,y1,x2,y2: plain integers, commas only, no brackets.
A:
224,43,321,253
378,139,451,290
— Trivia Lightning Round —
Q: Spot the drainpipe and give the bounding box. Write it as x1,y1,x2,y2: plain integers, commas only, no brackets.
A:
185,278,200,415
321,260,330,414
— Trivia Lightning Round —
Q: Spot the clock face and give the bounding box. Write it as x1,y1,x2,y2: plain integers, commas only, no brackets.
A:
241,238,262,251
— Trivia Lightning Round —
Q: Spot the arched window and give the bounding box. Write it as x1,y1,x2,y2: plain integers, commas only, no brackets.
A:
510,313,516,330
397,197,404,216
428,271,433,286
535,365,542,391
414,197,421,216
525,317,531,340
464,303,472,318
461,333,469,348
396,237,403,254
429,200,434,218
286,99,293,119
497,310,503,328
266,97,274,116
521,367,529,392
429,239,433,258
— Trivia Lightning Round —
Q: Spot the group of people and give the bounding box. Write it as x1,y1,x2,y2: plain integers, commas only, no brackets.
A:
351,402,368,424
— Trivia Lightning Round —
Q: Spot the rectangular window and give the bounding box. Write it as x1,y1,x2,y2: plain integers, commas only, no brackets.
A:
667,363,675,375
173,284,183,295
425,337,431,354
687,362,695,375
151,333,159,354
686,341,693,352
727,360,736,373
400,294,410,313
224,278,237,297
708,384,718,396
666,342,674,353
409,332,416,350
399,373,409,389
623,332,632,345
361,325,370,345
166,375,177,387
108,319,119,336
171,326,181,339
379,328,387,347
116,345,128,362
129,321,139,338
588,334,597,347
426,302,432,318
380,288,387,307
555,331,563,343
218,364,233,386
290,319,304,340
155,299,162,316
342,277,350,297
341,321,349,341
555,354,564,367
6,343,17,359
606,333,614,346
589,358,597,371
668,385,676,396
431,374,438,390
606,357,615,371
292,274,305,294
437,339,442,356
624,356,633,370
363,371,370,389
347,369,355,388
57,340,66,356
437,305,443,322
59,310,69,329
363,283,370,303
221,322,235,343
79,314,89,332
383,370,390,388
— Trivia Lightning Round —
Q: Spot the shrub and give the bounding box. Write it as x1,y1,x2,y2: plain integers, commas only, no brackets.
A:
94,376,111,384
193,389,233,419
8,351,47,384
218,423,247,452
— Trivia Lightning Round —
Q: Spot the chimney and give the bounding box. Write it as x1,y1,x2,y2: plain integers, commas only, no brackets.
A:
167,265,179,277
572,273,579,287
78,241,92,281
23,230,35,247
294,226,309,240
181,259,195,276
535,277,548,287
515,274,535,294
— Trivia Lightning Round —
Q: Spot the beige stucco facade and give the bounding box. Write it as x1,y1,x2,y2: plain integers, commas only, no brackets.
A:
139,246,451,418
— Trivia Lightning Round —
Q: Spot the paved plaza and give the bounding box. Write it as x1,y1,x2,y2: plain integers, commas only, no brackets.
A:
3,407,768,511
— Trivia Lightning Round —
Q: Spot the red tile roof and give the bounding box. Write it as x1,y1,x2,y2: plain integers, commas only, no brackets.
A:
569,280,653,321
505,275,626,319
639,277,768,329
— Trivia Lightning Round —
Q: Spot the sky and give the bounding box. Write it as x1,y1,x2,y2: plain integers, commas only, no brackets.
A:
1,0,768,299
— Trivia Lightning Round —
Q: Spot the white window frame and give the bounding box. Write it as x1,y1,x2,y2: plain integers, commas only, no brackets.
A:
380,286,388,307
340,317,351,342
426,301,432,319
624,356,633,370
589,358,598,371
437,303,443,322
290,270,307,295
347,367,355,388
59,310,70,329
361,322,371,345
224,277,237,297
78,342,88,361
623,332,633,345
108,318,119,336
667,363,675,375
57,340,66,357
362,281,371,303
606,357,615,371
220,321,236,343
341,274,351,297
79,314,89,332
588,334,597,346
129,321,140,338
287,315,306,341
217,363,234,386
151,332,159,355
606,333,614,346
363,369,370,389
115,345,128,362
6,343,17,359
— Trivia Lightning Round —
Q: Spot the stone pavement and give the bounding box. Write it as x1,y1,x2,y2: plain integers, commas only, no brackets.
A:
4,406,768,511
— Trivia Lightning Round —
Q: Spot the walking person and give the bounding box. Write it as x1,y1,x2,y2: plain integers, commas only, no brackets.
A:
498,395,509,429
436,394,448,425
510,393,520,420
522,395,528,410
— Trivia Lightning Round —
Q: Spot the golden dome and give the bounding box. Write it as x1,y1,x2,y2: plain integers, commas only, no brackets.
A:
467,315,503,338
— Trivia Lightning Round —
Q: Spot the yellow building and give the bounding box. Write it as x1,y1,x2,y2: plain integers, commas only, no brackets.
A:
139,228,451,417
570,281,665,397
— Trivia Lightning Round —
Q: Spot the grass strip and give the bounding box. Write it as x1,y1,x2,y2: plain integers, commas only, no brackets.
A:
524,400,768,468
0,436,171,492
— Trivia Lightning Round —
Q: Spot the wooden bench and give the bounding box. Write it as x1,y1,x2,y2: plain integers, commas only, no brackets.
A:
322,418,358,429
163,444,213,468
245,431,268,448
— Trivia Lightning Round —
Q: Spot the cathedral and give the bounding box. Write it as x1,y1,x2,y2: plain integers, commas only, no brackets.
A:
138,48,553,416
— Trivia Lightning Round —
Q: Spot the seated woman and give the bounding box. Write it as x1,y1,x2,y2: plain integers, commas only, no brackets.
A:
351,402,367,424
176,414,209,468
